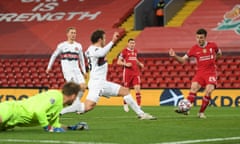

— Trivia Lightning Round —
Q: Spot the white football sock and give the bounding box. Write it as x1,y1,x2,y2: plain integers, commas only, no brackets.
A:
123,94,144,116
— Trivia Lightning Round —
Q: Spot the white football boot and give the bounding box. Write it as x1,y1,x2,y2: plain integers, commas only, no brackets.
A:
139,113,157,120
198,112,207,119
123,104,129,112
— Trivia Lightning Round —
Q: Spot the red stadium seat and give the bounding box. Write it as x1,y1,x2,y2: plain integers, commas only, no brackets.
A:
150,83,159,88
159,83,167,88
5,67,12,73
161,71,170,77
16,78,25,87
222,82,232,88
31,73,39,79
0,67,4,73
15,72,22,79
177,82,186,88
168,82,177,88
141,83,149,88
232,81,240,88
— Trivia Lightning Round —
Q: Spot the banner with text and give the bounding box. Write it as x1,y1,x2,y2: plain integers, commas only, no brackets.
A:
0,88,239,107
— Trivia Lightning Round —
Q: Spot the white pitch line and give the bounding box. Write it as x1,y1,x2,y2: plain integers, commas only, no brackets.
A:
155,136,240,144
0,139,117,144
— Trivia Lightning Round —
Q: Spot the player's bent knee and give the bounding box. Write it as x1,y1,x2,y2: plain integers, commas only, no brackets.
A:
118,86,130,96
84,100,96,112
80,83,87,91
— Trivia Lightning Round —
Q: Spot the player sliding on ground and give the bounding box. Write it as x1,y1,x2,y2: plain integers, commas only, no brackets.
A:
0,82,88,132
73,29,156,120
169,28,222,118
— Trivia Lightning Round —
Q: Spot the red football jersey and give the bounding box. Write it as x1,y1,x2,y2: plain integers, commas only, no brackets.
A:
119,48,140,75
187,42,220,73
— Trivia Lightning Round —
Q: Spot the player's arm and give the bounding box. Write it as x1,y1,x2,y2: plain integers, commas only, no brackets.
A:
117,53,131,67
46,45,62,73
78,47,87,75
216,48,222,59
34,109,50,128
117,55,125,65
40,107,66,132
169,48,188,64
93,32,119,57
117,51,133,67
136,59,144,68
31,96,62,132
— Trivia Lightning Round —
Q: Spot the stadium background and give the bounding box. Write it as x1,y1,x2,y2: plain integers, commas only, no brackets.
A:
0,0,239,107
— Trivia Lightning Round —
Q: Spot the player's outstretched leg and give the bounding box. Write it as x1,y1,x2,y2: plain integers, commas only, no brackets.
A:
60,91,83,115
123,100,129,112
198,95,210,119
123,94,156,120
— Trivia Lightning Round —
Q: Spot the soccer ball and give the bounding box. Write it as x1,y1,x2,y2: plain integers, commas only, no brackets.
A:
178,99,191,112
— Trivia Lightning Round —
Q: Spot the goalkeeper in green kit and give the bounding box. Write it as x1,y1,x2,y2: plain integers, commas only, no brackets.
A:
0,82,88,132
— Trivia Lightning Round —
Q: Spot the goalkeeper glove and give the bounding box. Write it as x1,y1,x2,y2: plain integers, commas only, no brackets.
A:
68,122,89,130
53,127,65,132
43,125,52,132
43,126,65,132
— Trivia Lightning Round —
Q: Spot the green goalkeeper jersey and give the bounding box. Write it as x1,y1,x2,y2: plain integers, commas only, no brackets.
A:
0,90,63,130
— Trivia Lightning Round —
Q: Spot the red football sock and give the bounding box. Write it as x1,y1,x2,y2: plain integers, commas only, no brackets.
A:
200,96,211,113
187,92,196,103
136,92,141,106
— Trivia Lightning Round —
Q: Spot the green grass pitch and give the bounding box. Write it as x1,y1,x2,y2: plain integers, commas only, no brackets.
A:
0,106,239,144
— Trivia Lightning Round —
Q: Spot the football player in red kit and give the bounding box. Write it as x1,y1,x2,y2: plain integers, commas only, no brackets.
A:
117,38,144,112
169,28,222,118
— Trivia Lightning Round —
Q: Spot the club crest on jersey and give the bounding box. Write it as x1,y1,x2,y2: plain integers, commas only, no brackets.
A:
50,98,55,104
75,47,79,51
203,49,207,53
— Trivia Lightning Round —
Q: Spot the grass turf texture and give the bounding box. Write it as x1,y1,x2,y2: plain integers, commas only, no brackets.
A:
0,106,239,144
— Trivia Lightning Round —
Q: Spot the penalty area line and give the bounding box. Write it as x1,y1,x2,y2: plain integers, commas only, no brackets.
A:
0,139,117,144
155,136,240,144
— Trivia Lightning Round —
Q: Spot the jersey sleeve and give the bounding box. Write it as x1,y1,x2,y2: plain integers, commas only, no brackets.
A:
78,44,86,74
47,43,62,70
33,108,50,127
186,46,194,57
118,49,125,60
91,41,114,57
48,107,62,128
25,90,63,127
213,42,220,53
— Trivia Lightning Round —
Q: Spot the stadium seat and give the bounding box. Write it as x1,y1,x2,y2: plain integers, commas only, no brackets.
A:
5,67,12,73
141,83,149,88
168,82,177,88
13,67,21,73
159,83,167,88
222,82,232,88
150,83,159,88
0,67,4,73
232,81,240,88
176,82,186,88
15,72,23,79
161,71,170,77
16,78,25,87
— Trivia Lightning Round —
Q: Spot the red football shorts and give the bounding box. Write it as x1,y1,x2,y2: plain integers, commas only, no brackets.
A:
192,72,217,87
123,74,141,88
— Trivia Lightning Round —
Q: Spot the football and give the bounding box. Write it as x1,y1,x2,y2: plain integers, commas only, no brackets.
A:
178,99,191,112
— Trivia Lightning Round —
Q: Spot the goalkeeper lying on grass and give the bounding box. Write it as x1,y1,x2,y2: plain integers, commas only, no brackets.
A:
0,82,88,132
